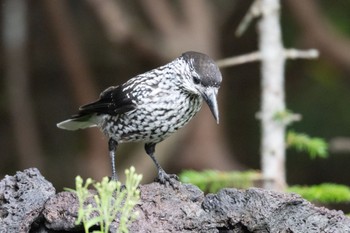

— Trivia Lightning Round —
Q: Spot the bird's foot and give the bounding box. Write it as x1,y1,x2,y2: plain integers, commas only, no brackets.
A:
109,173,119,182
155,169,180,189
107,176,126,193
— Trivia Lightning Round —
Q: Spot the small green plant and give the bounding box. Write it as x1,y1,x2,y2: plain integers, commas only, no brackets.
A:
66,166,142,233
179,170,260,193
287,130,328,159
288,183,350,203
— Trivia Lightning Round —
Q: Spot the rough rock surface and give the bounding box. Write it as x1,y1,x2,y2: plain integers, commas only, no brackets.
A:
0,168,55,232
202,188,350,232
43,189,98,231
124,183,212,232
1,168,350,233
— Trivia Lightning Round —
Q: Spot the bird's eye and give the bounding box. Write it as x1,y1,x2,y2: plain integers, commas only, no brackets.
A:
192,76,200,84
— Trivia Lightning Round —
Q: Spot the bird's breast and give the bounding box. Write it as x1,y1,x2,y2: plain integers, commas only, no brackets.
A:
100,92,202,143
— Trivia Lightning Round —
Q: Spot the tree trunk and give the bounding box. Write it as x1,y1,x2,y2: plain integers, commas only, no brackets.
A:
258,0,286,190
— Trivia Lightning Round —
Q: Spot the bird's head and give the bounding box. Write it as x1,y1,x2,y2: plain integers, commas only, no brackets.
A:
179,51,222,124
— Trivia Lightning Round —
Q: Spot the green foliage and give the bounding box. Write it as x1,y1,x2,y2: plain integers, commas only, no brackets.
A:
288,183,350,204
287,130,328,159
179,170,260,193
273,110,329,159
66,167,142,233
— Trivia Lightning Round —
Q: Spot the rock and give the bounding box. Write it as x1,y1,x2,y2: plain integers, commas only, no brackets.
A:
43,190,98,231
1,168,350,232
43,181,350,232
0,168,55,233
43,191,80,231
124,182,214,233
202,188,350,232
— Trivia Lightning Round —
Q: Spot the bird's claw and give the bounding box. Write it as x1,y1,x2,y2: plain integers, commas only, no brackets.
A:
156,169,180,189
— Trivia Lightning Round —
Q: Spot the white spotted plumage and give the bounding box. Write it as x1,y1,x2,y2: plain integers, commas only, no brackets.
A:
98,58,203,143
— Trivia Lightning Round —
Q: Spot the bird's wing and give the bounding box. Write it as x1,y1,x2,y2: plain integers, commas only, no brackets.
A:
74,85,137,118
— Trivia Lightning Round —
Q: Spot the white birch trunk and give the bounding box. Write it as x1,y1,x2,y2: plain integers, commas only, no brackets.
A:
258,0,286,190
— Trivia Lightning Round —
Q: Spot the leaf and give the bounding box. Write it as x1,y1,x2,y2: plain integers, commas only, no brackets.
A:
179,170,260,193
287,130,328,159
288,183,350,203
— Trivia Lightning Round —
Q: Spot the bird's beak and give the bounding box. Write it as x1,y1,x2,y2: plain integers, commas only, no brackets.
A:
201,87,219,124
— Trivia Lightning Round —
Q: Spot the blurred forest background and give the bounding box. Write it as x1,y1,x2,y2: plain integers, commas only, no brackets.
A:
1,0,350,190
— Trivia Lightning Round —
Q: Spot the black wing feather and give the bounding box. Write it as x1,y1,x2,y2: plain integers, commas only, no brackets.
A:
72,85,136,119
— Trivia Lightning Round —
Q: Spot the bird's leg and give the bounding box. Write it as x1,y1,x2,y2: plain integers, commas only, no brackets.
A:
108,138,118,181
144,143,179,188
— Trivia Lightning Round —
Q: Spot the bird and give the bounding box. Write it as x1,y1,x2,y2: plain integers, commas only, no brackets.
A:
57,51,222,187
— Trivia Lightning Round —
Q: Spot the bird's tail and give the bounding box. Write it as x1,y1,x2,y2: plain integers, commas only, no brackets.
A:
57,114,98,131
